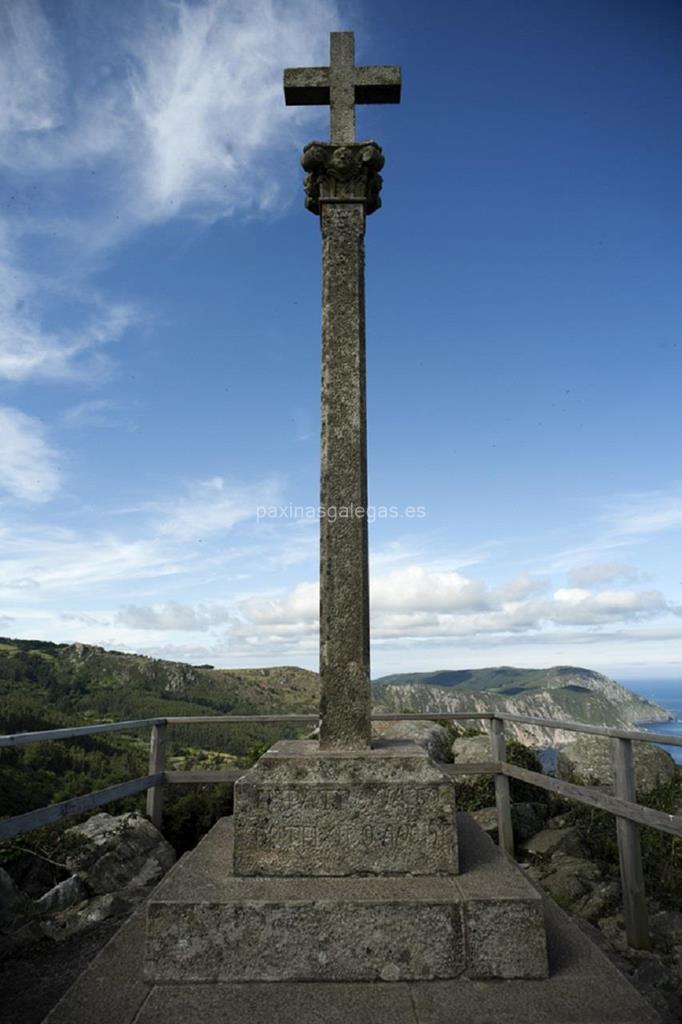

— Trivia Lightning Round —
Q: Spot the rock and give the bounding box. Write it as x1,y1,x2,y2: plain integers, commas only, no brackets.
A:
557,734,676,793
596,913,629,952
470,806,498,840
535,853,601,909
452,734,490,763
372,720,453,762
573,880,621,924
650,910,682,950
35,875,89,916
41,892,133,942
522,826,583,858
64,812,175,895
511,801,548,842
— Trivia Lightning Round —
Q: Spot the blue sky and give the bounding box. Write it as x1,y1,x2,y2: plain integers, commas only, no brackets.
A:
1,0,681,680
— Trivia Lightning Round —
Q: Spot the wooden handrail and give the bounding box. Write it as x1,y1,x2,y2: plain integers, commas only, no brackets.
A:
1,705,680,952
0,773,165,842
0,717,166,748
2,710,678,747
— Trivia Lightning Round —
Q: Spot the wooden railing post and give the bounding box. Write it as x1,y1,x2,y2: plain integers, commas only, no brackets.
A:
146,722,167,830
490,716,514,856
613,736,650,949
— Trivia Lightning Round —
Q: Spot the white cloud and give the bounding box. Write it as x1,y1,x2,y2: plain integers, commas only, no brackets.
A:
229,564,679,654
0,406,61,502
157,476,280,540
0,0,337,383
568,562,641,587
125,0,336,222
371,566,491,613
0,0,64,135
117,601,232,631
240,581,318,625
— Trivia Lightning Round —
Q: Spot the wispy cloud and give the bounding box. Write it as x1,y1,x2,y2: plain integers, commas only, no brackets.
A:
0,0,64,136
156,476,281,540
0,260,135,381
61,398,134,429
603,488,682,538
0,406,61,502
0,0,337,387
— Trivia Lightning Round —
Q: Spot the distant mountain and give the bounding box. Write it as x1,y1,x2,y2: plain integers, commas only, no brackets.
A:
0,639,671,751
372,665,672,745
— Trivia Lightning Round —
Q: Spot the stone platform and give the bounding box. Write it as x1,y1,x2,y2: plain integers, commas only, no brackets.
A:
232,739,457,876
43,814,661,1024
145,814,546,982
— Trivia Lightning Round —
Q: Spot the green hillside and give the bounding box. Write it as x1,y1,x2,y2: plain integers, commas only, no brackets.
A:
0,638,319,844
375,665,607,695
0,636,318,741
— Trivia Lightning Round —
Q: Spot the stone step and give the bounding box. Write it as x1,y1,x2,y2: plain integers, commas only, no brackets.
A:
144,813,547,983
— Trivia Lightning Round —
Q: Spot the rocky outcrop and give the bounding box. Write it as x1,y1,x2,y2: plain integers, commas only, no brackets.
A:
452,734,489,763
35,876,88,916
519,810,682,1022
64,812,176,893
374,666,671,747
1,812,177,959
556,735,677,793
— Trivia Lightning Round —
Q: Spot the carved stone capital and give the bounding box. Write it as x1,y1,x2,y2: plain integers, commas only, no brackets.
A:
301,141,385,215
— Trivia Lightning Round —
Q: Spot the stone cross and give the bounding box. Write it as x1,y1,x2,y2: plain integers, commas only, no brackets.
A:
284,34,400,750
284,31,400,144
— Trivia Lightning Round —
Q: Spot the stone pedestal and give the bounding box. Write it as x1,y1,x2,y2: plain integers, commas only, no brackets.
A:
144,812,548,983
232,739,457,876
145,740,549,982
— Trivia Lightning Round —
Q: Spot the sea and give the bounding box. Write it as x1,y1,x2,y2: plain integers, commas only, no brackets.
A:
625,679,682,766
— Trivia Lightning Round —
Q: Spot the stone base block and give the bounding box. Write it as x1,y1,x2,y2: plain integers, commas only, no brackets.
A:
144,814,548,983
232,739,458,876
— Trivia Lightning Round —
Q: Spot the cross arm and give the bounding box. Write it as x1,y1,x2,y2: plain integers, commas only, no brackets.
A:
284,67,330,106
354,66,401,104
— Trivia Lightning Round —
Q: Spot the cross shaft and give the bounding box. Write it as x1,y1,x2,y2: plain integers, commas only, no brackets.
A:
284,31,400,144
284,33,400,750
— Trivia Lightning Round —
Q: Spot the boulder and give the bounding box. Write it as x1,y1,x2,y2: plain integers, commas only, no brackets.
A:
451,734,490,764
534,852,602,909
41,892,134,942
573,880,621,923
35,875,89,916
64,812,175,895
511,801,549,842
522,825,583,858
372,720,452,762
557,734,676,793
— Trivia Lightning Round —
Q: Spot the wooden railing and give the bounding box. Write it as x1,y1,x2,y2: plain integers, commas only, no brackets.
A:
1,710,681,951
